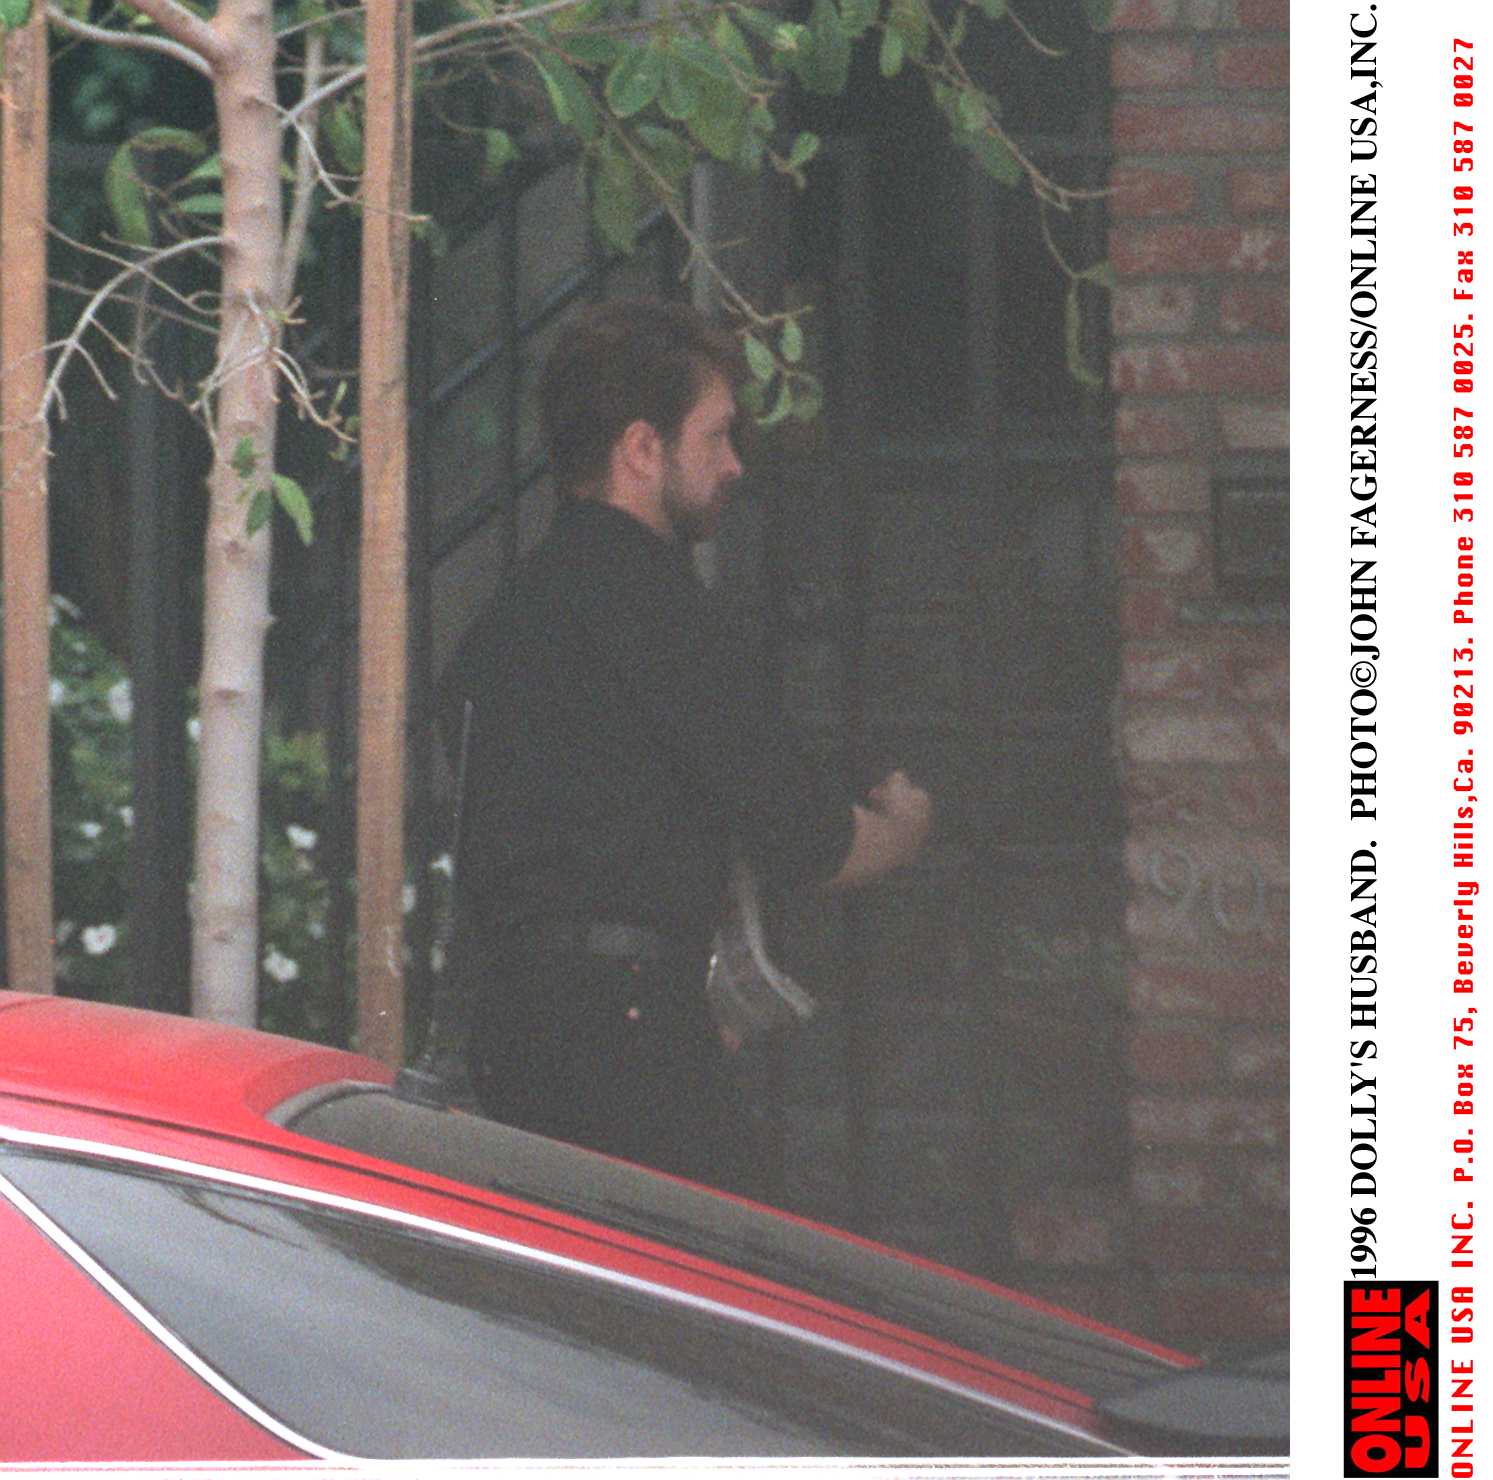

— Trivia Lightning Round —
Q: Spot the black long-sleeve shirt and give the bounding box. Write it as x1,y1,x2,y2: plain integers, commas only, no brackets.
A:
441,498,855,951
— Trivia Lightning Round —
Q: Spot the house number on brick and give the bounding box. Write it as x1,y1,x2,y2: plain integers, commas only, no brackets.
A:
1144,845,1267,934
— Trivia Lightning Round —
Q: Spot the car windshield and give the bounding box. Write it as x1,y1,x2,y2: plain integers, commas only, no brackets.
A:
1,1148,1109,1460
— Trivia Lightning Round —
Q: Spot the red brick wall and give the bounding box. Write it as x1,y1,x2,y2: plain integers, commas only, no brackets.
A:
1107,0,1289,1350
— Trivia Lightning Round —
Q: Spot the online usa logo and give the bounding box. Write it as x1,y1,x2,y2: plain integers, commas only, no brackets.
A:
1344,1282,1438,1475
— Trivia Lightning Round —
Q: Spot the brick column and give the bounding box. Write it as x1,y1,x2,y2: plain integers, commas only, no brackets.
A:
1107,0,1289,1349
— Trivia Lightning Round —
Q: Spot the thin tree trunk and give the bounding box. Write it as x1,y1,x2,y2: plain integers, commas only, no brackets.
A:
0,6,55,994
190,0,284,1022
356,0,415,1065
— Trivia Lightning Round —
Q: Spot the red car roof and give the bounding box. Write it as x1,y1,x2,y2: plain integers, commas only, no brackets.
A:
0,990,1245,1456
0,990,391,1140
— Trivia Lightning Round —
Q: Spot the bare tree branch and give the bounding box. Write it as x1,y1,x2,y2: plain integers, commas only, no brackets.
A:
279,28,328,304
42,235,224,424
46,3,215,76
47,222,222,324
114,0,228,68
1004,5,1066,61
280,0,592,130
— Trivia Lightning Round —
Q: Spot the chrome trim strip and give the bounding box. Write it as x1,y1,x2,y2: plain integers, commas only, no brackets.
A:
0,1161,345,1460
0,1123,1126,1457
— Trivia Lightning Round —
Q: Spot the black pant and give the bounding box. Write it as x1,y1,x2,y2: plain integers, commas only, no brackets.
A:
466,936,751,1192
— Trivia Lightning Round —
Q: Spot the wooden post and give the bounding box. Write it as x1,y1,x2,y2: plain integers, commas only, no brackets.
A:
356,0,415,1065
1,5,55,994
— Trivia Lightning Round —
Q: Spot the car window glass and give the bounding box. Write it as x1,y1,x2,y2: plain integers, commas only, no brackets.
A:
2,1151,1099,1460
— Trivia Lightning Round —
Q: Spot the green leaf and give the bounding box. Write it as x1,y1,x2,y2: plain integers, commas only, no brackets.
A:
947,8,968,48
130,126,208,158
1081,0,1112,29
974,0,1006,17
104,144,152,248
0,0,33,30
712,14,756,73
771,22,810,53
732,7,783,44
879,26,904,77
411,216,451,258
246,487,274,538
800,0,850,94
635,124,695,190
482,128,517,176
273,474,315,545
779,319,804,363
670,35,737,86
968,128,1022,186
324,99,364,174
791,373,824,422
231,437,258,480
787,131,820,169
185,153,223,182
606,42,664,117
887,0,929,60
591,143,640,254
296,0,330,26
1064,282,1105,392
533,51,599,140
742,333,776,383
177,193,224,217
660,50,701,119
839,0,879,39
560,32,621,64
956,88,987,135
685,78,749,163
739,127,766,174
547,0,601,32
759,379,794,427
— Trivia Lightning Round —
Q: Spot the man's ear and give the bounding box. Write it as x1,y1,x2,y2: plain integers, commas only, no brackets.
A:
616,418,663,483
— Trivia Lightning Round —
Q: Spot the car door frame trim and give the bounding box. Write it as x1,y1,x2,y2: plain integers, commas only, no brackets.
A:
0,1124,1123,1457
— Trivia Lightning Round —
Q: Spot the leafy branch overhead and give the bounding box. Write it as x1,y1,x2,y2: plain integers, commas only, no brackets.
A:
20,0,1113,453
507,0,1115,406
0,0,1111,1030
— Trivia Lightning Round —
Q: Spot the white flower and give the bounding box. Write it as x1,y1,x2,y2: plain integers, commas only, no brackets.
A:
51,594,81,622
187,716,201,742
55,920,76,946
50,679,66,708
263,948,300,983
81,924,118,956
402,884,417,914
77,820,102,840
286,824,318,851
307,919,327,941
118,806,134,828
430,853,454,878
107,679,133,725
430,942,447,974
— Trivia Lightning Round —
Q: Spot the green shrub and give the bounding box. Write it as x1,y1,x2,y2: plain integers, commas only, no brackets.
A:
49,596,345,1039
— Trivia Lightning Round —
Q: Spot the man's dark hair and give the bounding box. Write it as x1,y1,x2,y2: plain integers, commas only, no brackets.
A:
537,298,745,496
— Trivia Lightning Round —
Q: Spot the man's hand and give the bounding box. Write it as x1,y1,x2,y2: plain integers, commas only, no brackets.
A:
827,769,933,890
867,769,933,855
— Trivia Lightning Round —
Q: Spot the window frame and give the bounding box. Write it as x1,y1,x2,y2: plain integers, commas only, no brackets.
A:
0,1122,1122,1460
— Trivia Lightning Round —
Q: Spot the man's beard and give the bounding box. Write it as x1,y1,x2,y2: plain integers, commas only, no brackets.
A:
660,461,721,545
